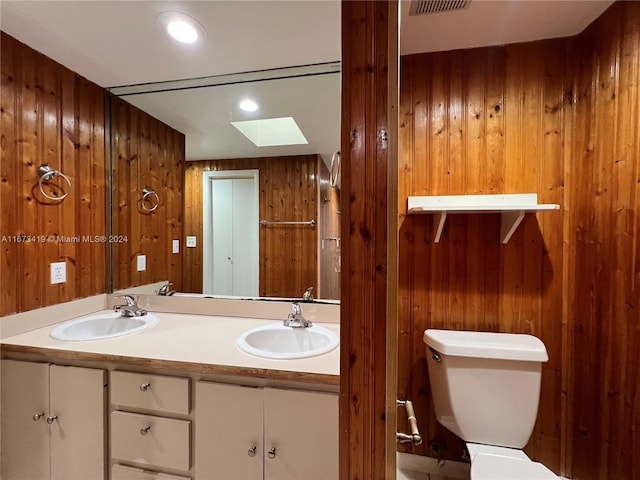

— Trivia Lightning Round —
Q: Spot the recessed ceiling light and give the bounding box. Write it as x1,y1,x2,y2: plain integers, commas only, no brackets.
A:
239,99,259,112
157,11,205,44
231,117,309,147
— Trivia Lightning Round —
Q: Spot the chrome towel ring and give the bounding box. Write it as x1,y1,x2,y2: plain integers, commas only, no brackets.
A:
38,165,71,201
141,188,159,212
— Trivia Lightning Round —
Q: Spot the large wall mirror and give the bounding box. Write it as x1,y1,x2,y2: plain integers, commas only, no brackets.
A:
93,1,342,303
108,63,341,301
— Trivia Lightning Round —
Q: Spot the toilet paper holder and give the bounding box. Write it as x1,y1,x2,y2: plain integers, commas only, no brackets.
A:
396,399,423,446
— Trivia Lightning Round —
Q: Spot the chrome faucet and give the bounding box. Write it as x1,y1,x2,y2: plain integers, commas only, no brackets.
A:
302,287,314,302
156,282,175,296
113,295,147,317
283,302,312,328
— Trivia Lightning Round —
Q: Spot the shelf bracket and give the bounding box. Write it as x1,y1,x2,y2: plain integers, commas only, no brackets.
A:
500,210,525,244
433,211,447,243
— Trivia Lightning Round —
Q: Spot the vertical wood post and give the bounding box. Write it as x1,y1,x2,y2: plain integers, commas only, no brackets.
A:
340,1,399,478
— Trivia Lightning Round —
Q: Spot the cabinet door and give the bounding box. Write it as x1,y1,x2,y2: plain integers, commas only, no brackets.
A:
195,382,263,479
264,388,338,480
49,364,106,480
0,359,50,480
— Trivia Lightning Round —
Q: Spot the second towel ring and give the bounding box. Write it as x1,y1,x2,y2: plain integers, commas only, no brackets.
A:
141,188,160,212
38,165,71,201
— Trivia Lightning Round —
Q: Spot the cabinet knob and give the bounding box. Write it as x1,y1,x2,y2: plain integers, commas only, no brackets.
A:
46,415,58,424
139,382,151,392
247,445,257,457
140,425,151,436
267,447,277,459
32,412,45,422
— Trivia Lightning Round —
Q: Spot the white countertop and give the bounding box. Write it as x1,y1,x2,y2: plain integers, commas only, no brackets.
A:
0,310,340,384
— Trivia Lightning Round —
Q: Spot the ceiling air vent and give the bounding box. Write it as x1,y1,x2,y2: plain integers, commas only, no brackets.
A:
409,0,470,15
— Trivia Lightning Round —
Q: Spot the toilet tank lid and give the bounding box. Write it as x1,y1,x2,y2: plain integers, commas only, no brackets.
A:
423,329,549,362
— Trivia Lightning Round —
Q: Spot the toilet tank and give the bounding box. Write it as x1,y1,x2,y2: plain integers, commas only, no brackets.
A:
423,329,549,449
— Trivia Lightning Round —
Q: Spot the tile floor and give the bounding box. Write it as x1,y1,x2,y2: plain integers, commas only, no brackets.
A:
396,453,571,480
397,452,470,480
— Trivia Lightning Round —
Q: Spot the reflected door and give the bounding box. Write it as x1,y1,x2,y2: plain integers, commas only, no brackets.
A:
205,170,259,296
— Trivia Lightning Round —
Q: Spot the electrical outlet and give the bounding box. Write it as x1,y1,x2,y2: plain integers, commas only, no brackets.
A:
50,262,66,284
186,236,197,248
172,239,180,254
136,255,146,272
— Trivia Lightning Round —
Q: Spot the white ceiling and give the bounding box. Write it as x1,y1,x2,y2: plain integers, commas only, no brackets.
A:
0,1,341,87
122,69,341,162
0,0,613,162
400,0,614,56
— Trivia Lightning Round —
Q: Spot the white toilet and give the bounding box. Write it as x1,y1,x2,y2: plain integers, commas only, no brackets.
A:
423,329,560,480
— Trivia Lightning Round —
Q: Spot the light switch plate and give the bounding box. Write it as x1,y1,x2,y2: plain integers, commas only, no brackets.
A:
50,262,66,284
136,255,146,272
186,236,197,248
172,239,180,254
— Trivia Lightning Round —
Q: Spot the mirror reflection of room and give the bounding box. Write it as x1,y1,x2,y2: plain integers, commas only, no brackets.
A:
109,64,341,301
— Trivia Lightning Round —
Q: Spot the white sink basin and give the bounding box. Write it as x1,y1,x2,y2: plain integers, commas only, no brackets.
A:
236,323,339,360
50,312,158,341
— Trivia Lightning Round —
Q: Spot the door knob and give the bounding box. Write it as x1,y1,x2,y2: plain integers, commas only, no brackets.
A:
247,445,257,457
140,425,151,435
46,415,58,424
267,447,277,459
32,412,45,422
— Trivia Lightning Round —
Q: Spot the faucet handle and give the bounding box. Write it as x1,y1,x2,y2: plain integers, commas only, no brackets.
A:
284,302,311,328
114,294,137,306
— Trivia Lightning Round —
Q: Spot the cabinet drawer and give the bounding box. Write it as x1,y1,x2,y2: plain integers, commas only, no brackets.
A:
111,411,191,472
112,464,190,480
111,371,190,415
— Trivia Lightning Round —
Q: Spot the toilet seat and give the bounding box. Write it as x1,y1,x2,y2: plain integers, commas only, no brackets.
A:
471,454,559,480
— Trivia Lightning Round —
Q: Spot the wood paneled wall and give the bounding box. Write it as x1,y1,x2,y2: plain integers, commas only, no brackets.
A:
340,1,398,478
183,155,319,298
0,33,106,317
567,3,640,478
110,96,184,292
398,39,568,471
397,2,640,478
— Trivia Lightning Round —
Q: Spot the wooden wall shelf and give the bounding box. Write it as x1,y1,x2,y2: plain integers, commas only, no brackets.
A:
407,194,560,244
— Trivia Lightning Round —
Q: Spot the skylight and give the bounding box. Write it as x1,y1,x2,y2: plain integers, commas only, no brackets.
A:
231,117,308,147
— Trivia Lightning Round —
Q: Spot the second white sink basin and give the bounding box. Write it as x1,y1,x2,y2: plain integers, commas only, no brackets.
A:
50,312,158,341
236,323,339,360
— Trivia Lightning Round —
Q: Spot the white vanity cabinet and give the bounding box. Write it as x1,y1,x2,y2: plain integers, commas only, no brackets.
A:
195,382,264,479
0,359,106,480
110,371,192,478
196,381,339,480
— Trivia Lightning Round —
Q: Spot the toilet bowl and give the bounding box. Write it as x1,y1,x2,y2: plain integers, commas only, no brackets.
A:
423,329,559,480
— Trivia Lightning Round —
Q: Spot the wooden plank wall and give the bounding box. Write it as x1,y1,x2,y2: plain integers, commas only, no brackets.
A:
397,2,640,478
182,155,319,298
0,33,106,317
340,0,398,478
110,96,184,293
567,3,640,479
